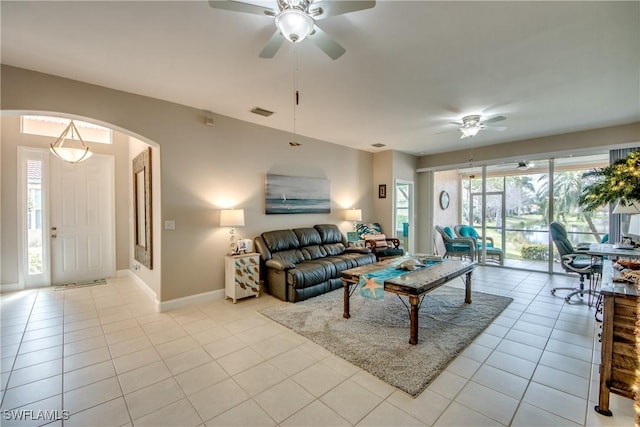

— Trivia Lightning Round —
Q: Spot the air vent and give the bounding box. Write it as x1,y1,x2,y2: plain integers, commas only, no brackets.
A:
371,143,386,148
251,107,274,117
289,141,301,147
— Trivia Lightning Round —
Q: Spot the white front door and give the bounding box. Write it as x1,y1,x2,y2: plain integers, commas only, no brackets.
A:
50,155,115,284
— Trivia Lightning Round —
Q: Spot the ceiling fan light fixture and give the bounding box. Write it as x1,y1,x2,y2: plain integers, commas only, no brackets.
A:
460,126,481,138
275,8,314,43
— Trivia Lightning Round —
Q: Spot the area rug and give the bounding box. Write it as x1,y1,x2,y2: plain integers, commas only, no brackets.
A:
259,286,512,396
54,278,107,291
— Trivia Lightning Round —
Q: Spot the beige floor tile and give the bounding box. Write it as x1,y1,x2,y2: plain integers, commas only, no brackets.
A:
268,347,319,376
292,362,347,397
249,333,300,359
63,376,123,414
523,382,587,425
25,316,63,331
163,347,211,375
533,365,590,399
188,378,250,422
349,370,396,399
174,360,230,396
427,370,467,399
124,378,185,420
190,325,232,346
1,375,61,410
281,400,350,426
63,335,107,356
101,318,139,334
63,346,111,372
233,362,288,396
433,401,504,427
203,336,248,359
204,398,275,427
512,402,581,427
105,326,146,345
155,335,200,359
485,350,537,379
455,381,519,425
470,364,529,400
63,360,116,392
108,335,153,358
254,379,315,424
65,397,131,427
22,325,63,342
357,401,425,426
112,347,160,374
133,398,202,426
147,326,189,346
320,379,382,425
387,388,451,426
216,347,264,376
8,359,62,388
118,360,171,394
64,326,104,344
13,345,62,370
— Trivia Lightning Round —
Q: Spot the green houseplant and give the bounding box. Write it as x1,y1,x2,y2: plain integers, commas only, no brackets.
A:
578,150,640,211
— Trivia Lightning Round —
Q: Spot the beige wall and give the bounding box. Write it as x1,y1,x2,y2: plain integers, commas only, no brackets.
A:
128,136,162,299
1,65,374,303
0,115,130,285
433,170,461,256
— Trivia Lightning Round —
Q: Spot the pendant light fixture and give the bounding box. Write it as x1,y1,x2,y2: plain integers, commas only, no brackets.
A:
275,0,314,43
50,120,93,163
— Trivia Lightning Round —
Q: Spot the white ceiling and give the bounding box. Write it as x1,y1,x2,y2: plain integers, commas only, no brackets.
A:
2,1,639,156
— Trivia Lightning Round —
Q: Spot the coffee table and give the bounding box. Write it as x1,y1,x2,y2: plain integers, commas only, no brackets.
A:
341,259,476,344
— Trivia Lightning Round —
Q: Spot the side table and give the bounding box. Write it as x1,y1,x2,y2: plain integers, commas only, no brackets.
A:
225,253,260,303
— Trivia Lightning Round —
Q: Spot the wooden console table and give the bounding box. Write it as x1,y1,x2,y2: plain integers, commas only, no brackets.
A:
595,260,638,416
341,259,475,345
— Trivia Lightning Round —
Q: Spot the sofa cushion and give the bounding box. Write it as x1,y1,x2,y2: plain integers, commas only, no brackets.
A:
323,242,346,256
272,249,305,265
314,224,344,244
301,245,327,260
293,228,323,246
287,262,333,287
262,229,300,252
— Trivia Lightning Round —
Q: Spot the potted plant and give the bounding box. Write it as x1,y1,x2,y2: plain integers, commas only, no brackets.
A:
579,150,640,211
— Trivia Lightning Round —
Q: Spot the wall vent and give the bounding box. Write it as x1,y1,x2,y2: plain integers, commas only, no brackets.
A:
251,107,274,117
371,143,386,148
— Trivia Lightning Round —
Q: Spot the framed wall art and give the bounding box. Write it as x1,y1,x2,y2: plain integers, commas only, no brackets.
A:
265,174,330,214
378,184,387,198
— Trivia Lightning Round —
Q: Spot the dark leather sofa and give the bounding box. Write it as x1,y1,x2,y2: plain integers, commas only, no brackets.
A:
254,224,376,302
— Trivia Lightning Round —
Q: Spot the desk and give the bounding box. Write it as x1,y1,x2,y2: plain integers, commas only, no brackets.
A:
595,260,638,416
586,243,640,259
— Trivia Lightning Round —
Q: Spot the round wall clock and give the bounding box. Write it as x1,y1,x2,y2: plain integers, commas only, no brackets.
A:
439,191,450,210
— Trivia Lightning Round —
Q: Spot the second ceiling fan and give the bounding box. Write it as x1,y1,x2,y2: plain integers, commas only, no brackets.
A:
208,0,376,60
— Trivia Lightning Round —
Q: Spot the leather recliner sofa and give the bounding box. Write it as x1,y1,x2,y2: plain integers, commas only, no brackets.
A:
254,224,377,302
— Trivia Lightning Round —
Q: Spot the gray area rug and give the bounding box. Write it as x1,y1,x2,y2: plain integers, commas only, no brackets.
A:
259,286,512,396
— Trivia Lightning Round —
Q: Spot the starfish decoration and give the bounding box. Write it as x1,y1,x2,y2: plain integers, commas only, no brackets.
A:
360,276,384,300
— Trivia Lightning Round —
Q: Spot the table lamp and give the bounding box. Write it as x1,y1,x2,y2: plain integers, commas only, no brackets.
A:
220,208,245,255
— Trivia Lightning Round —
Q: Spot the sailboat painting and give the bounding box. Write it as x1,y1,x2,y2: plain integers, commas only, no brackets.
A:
265,174,331,214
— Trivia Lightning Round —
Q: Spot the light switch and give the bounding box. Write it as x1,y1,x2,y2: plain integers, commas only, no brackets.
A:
165,220,176,230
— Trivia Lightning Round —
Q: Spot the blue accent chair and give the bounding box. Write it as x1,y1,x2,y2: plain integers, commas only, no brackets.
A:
454,224,504,265
435,225,476,260
550,221,602,302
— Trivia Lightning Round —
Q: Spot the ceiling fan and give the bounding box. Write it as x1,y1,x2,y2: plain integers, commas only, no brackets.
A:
450,115,507,139
208,0,376,60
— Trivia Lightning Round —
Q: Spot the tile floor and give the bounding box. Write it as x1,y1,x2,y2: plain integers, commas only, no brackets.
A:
0,267,635,426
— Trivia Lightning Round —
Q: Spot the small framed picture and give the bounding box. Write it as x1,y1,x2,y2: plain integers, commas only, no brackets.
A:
378,184,387,198
347,231,359,242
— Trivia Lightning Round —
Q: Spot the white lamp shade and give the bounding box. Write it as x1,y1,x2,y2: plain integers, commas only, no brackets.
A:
612,201,640,214
275,9,314,43
345,209,362,221
220,209,245,227
460,126,481,138
629,215,640,236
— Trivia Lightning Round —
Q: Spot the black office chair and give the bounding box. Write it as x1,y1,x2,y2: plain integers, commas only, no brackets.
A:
550,221,601,303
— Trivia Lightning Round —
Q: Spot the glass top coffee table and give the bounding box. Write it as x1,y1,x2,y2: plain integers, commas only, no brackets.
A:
341,259,476,345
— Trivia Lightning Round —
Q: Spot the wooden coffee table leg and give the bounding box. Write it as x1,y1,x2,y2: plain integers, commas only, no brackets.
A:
343,279,351,319
409,295,419,345
465,271,472,304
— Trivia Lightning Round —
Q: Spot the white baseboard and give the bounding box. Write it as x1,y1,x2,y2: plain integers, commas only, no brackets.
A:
0,283,21,293
158,289,225,313
117,269,160,310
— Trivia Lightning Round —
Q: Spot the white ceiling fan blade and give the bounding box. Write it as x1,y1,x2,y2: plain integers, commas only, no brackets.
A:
308,26,345,60
208,0,276,17
483,126,507,131
482,115,506,125
259,31,284,58
310,0,376,20
449,121,463,126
